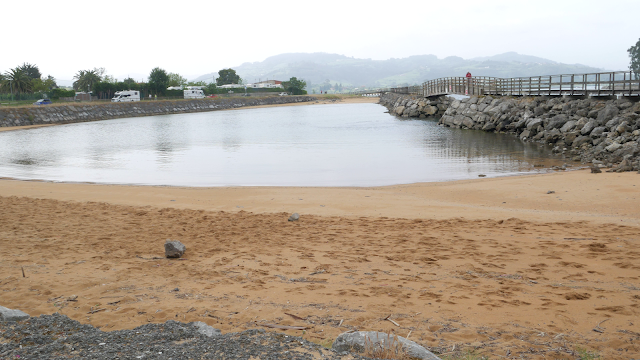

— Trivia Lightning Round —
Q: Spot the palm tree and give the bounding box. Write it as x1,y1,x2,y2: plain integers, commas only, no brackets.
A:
73,69,102,92
18,63,42,80
2,68,33,94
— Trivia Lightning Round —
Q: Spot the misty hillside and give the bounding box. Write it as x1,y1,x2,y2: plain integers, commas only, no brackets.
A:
192,52,603,90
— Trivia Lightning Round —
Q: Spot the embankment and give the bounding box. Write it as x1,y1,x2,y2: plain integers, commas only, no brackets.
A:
0,96,314,128
380,92,640,172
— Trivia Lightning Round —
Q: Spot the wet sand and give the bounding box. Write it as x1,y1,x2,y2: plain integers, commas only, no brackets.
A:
1,170,639,358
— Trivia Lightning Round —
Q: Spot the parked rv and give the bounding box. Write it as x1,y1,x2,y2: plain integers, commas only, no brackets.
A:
111,90,140,102
184,89,205,99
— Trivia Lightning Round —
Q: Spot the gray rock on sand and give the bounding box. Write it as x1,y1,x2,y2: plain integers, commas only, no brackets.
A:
165,240,186,258
288,213,300,222
332,331,441,360
591,165,602,173
190,321,221,337
0,305,30,322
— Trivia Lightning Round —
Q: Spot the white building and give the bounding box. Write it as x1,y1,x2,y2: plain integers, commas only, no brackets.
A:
217,84,245,89
246,80,284,89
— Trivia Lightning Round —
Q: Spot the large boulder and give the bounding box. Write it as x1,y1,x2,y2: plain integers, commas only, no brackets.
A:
423,105,438,115
615,121,630,135
572,136,592,148
581,120,597,135
0,306,30,322
526,118,543,130
597,105,619,123
332,331,441,360
560,120,577,133
545,114,569,130
394,106,405,116
590,126,607,138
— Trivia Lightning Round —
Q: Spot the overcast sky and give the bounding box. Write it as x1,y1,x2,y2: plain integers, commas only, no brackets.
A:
2,0,638,85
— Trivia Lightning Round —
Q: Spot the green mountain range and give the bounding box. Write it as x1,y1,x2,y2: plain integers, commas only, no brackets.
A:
192,52,604,91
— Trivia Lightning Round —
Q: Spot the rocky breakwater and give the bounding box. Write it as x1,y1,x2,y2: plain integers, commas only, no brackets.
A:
0,95,314,128
379,92,452,118
438,96,640,172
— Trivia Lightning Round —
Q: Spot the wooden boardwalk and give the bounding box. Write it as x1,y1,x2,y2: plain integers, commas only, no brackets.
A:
350,71,639,98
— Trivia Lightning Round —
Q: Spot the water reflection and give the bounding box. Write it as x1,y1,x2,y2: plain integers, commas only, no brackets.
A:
0,104,568,186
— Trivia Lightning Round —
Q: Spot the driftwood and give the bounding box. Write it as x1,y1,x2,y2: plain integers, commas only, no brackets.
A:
384,315,399,327
259,323,309,330
284,313,307,321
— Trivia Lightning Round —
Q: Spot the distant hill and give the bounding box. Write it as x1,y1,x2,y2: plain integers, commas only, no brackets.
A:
191,52,603,91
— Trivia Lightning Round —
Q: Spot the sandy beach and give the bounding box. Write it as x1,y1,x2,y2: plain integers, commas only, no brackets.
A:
1,169,639,359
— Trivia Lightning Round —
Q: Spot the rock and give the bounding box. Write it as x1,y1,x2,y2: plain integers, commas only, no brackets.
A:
616,121,630,134
547,190,555,194
572,135,592,148
581,120,597,135
526,118,543,130
560,120,577,133
597,105,619,123
0,305,30,322
332,331,441,360
545,114,569,130
165,240,186,258
564,131,579,146
423,105,437,115
605,143,622,152
590,126,606,138
591,165,602,173
190,321,221,337
288,213,300,221
394,106,405,116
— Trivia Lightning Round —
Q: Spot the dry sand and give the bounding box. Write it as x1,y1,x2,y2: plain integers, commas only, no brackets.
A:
1,170,639,359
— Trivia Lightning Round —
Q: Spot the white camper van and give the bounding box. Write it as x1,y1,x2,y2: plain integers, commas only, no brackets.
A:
184,89,205,99
111,90,140,102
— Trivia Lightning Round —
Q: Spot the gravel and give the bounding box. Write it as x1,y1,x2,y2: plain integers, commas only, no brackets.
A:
0,313,375,359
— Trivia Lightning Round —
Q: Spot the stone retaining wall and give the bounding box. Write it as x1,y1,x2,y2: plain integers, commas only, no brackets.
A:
378,93,452,118
0,96,314,128
380,92,640,172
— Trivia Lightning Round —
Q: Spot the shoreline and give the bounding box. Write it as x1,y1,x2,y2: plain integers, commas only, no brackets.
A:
1,169,638,226
0,95,378,133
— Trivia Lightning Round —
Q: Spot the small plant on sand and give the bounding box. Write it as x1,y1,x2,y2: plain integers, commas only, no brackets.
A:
310,337,333,349
575,346,600,360
363,333,413,360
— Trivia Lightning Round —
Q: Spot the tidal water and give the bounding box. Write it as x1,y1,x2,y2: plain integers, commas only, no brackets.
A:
0,103,567,186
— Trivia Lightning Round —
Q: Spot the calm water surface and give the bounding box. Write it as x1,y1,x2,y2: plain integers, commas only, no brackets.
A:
0,103,567,186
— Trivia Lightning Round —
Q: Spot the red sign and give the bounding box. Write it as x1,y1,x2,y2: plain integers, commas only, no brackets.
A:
466,72,472,78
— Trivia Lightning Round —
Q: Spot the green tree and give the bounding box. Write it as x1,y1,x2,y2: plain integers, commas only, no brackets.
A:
123,77,137,88
216,68,240,86
73,68,103,92
18,63,42,80
32,75,57,93
629,38,640,79
282,77,307,95
168,72,187,87
148,67,169,95
2,67,33,94
204,82,217,95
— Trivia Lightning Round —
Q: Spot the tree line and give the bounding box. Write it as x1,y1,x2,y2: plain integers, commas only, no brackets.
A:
1,64,309,101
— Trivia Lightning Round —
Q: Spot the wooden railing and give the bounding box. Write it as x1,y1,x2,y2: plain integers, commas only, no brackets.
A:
422,71,640,97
